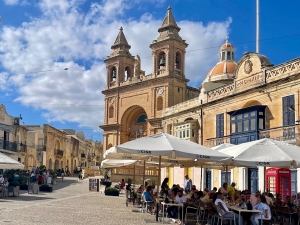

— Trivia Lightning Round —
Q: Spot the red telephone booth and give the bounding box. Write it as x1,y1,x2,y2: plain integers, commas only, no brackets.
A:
266,168,291,198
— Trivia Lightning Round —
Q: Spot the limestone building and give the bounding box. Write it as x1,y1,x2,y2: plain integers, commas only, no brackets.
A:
162,41,300,194
101,6,300,193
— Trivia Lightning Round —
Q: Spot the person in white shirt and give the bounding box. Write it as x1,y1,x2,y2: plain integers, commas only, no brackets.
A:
215,192,242,225
184,175,192,194
250,195,271,225
167,189,186,219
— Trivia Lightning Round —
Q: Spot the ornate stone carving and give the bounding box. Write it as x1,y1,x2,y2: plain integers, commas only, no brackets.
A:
207,83,235,100
266,59,300,80
244,60,253,74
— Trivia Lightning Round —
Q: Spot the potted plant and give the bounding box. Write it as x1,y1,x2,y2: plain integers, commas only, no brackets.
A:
104,187,119,196
8,181,20,196
39,184,53,192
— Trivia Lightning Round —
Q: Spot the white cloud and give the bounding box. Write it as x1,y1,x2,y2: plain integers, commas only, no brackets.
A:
0,0,231,130
3,0,19,5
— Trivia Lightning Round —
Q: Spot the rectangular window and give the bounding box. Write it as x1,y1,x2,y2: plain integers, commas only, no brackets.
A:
237,121,242,132
179,131,182,138
216,113,224,138
250,119,256,130
182,130,185,138
222,52,225,60
231,123,236,133
282,95,295,126
243,120,249,131
192,129,195,137
227,51,231,60
259,118,264,129
291,170,297,195
186,129,190,138
169,125,172,135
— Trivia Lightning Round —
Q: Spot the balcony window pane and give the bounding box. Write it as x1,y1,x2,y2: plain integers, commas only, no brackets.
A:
259,112,264,116
243,120,249,131
237,115,243,120
259,118,264,129
244,113,249,118
250,112,256,117
251,119,256,130
231,123,236,133
237,121,242,132
231,117,235,121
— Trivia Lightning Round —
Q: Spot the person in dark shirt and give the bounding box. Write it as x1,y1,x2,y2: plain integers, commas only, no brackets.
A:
284,196,298,225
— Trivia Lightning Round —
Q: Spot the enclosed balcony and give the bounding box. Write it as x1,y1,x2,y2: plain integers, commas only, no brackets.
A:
0,140,18,153
54,149,64,156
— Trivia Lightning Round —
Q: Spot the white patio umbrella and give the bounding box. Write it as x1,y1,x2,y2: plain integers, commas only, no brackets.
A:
104,133,231,196
219,138,300,168
0,152,24,170
105,133,231,162
211,143,235,151
101,159,171,168
101,159,137,168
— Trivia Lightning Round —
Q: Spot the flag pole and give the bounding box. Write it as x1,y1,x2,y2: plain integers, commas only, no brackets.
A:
256,0,260,53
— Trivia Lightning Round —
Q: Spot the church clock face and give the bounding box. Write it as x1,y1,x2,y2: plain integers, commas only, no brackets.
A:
157,87,164,95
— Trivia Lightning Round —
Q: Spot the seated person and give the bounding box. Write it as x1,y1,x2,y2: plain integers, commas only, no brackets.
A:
201,191,213,206
250,195,271,225
215,191,243,225
185,187,197,199
143,186,158,213
137,185,144,193
167,189,187,219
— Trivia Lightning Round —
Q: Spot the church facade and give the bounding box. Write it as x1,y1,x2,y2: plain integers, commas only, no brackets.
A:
101,6,300,193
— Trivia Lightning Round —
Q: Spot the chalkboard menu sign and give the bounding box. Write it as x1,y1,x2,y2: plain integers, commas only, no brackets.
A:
89,178,99,192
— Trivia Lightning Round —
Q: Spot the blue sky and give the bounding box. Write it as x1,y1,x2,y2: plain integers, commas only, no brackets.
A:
0,0,299,142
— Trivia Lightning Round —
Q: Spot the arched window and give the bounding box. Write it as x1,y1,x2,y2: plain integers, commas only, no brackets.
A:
157,96,163,111
124,67,130,81
175,52,181,69
109,106,114,118
55,140,60,150
137,115,147,123
111,67,117,81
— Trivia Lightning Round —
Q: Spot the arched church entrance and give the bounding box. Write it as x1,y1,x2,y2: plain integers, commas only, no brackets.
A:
121,106,148,143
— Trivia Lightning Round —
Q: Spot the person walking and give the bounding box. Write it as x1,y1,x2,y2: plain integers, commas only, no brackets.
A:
184,175,192,194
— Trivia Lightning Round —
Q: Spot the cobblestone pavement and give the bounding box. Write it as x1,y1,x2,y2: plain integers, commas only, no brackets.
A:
0,177,163,225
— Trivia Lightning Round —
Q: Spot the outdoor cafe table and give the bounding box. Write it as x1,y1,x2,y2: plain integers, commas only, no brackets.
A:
161,202,184,224
228,205,263,225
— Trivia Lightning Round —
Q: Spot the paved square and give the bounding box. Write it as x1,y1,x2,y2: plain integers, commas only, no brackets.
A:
0,177,161,225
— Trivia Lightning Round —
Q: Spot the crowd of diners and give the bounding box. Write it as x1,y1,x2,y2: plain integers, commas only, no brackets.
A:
135,177,300,225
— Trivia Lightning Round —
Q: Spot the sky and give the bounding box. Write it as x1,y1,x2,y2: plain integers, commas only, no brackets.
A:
0,0,299,142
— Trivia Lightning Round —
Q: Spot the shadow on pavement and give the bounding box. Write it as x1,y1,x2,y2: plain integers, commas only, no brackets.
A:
1,195,54,201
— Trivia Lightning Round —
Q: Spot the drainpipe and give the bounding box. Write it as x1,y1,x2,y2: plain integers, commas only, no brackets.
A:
200,100,203,145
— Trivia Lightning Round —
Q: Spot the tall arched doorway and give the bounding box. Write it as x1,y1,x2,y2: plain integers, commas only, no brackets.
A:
121,106,148,143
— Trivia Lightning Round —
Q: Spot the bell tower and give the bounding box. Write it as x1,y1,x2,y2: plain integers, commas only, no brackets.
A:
104,27,135,88
150,5,188,78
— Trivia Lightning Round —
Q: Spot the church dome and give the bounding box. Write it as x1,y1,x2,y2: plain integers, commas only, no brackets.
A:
205,38,236,82
206,61,237,78
220,42,234,50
